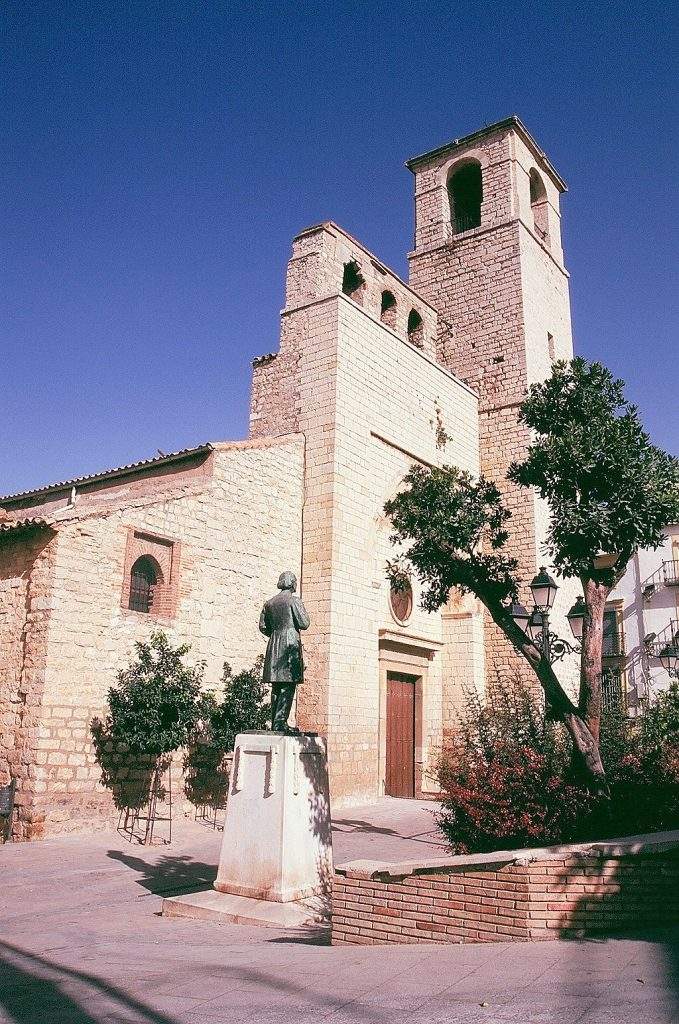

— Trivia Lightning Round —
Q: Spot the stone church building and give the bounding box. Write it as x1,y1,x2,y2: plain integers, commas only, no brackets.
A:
0,116,580,840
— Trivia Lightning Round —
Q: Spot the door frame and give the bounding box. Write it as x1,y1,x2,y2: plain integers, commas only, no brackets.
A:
378,635,438,799
385,671,418,799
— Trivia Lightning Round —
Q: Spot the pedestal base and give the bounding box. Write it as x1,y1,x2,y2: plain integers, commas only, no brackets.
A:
213,731,333,903
162,888,330,932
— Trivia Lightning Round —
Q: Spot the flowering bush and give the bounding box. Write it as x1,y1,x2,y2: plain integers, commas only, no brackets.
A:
437,682,591,852
437,680,679,854
438,739,590,853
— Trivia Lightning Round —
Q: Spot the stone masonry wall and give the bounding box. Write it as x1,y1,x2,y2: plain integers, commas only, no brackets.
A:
250,223,439,441
324,296,479,803
333,835,679,945
250,221,481,805
0,527,58,840
408,122,578,693
13,435,305,838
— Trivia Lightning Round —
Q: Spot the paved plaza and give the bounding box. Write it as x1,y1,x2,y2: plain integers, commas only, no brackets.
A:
2,799,679,1024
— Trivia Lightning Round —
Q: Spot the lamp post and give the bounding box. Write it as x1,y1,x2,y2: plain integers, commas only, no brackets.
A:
509,567,583,664
659,643,679,679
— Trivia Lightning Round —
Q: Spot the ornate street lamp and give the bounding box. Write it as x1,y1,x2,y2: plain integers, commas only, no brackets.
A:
530,567,559,612
506,568,579,665
527,608,545,644
659,643,679,679
509,602,530,634
566,596,587,642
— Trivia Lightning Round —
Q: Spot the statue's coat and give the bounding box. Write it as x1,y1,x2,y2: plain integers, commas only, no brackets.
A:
259,589,310,684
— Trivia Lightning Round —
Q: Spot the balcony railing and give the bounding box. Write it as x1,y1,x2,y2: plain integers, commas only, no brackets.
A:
602,629,625,658
602,668,626,713
663,560,679,586
645,619,679,660
453,210,481,234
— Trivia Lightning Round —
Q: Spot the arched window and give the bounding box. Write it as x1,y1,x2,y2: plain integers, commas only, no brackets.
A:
407,309,424,348
448,161,482,234
529,168,549,242
380,290,397,328
128,555,161,614
341,260,365,303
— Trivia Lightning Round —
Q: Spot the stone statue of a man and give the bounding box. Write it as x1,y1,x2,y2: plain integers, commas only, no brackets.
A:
259,571,310,733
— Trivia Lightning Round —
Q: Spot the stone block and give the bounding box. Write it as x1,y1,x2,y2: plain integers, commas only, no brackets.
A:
214,731,332,903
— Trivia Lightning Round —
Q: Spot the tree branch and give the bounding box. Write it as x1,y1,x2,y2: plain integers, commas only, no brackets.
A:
479,587,608,794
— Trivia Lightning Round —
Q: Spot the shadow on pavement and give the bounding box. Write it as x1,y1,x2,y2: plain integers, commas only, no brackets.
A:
331,817,400,836
107,849,216,896
267,930,331,946
562,858,679,1017
0,941,178,1024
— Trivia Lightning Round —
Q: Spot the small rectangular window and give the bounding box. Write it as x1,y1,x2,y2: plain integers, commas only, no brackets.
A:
602,606,623,657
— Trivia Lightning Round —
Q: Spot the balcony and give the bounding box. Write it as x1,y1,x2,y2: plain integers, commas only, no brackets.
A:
645,619,679,660
663,560,679,586
602,667,626,713
602,629,625,659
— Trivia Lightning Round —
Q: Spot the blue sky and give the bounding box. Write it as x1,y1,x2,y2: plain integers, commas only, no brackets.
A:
2,1,677,496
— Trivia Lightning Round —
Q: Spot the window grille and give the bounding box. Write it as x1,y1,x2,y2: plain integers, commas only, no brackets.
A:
129,556,158,614
602,667,626,714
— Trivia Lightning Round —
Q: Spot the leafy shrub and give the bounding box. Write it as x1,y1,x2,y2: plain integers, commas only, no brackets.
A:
596,683,679,836
103,632,205,756
210,656,269,752
437,681,591,853
183,656,268,808
437,679,679,854
92,632,205,817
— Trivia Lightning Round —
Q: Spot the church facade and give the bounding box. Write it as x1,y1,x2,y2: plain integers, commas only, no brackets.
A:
0,117,580,840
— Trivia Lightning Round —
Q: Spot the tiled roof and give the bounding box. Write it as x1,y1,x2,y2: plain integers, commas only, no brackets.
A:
0,444,214,504
0,517,51,534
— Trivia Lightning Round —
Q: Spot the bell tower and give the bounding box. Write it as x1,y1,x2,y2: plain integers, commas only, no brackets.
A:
407,116,577,687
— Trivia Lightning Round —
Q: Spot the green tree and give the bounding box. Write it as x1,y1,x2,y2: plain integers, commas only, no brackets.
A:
184,657,269,808
106,631,205,756
93,632,204,840
208,656,269,753
385,359,679,791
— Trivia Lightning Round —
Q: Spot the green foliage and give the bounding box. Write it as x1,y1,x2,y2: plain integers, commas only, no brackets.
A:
508,358,679,581
103,631,205,757
438,682,679,854
641,681,679,770
210,655,269,752
183,656,268,808
90,720,159,813
384,465,518,612
437,681,588,853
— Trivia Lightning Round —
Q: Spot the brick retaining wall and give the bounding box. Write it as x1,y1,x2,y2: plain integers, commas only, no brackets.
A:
332,832,679,945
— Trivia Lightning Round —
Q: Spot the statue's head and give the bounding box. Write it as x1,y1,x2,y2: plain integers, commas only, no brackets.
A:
277,571,297,592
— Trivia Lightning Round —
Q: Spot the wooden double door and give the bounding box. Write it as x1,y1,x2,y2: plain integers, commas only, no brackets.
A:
385,672,417,798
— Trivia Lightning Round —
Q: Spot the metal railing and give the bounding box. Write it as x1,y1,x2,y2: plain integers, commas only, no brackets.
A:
663,560,679,586
602,629,625,658
645,619,679,660
602,668,626,714
453,210,481,234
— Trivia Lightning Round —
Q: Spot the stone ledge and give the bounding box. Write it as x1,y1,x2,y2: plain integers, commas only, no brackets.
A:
335,829,679,881
163,888,330,932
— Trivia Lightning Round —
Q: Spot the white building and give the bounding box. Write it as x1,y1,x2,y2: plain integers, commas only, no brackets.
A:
606,525,679,714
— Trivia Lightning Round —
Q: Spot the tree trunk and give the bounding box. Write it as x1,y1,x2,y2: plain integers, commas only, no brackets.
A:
580,578,611,744
484,594,608,795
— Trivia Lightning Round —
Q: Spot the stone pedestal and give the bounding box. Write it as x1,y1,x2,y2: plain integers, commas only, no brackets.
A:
214,731,332,903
